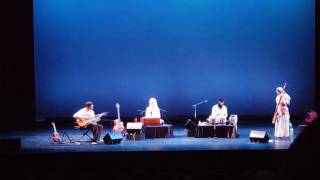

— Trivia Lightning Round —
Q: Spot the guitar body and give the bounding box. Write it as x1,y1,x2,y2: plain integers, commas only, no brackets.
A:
52,132,61,143
113,119,125,133
75,112,107,127
112,103,126,133
75,118,90,127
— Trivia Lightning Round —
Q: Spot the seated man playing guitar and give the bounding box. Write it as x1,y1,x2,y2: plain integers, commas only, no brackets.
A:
73,101,107,144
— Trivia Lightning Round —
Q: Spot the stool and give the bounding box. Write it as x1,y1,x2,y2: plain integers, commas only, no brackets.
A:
74,126,93,142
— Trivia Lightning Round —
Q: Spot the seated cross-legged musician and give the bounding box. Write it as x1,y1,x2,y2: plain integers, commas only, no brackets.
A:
144,97,164,124
73,101,107,144
207,99,228,124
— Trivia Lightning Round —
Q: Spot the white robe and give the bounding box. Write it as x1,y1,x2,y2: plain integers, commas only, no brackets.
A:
144,107,164,124
274,93,291,138
208,104,228,124
145,107,161,118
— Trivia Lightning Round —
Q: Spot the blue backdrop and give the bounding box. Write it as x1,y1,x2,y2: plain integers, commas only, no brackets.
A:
34,0,315,119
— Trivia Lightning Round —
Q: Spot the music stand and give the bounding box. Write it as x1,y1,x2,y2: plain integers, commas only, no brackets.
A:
126,122,143,141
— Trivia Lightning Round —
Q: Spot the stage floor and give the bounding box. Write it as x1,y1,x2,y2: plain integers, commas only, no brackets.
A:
1,122,297,153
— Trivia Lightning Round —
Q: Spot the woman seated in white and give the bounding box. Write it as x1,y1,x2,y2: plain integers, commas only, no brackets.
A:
144,97,164,124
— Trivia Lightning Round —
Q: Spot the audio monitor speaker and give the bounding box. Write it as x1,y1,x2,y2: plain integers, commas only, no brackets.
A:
103,132,123,144
249,130,269,143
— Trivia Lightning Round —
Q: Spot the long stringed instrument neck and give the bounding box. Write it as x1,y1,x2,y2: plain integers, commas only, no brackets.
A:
272,82,288,124
116,103,120,120
51,122,57,133
51,122,61,143
113,103,125,132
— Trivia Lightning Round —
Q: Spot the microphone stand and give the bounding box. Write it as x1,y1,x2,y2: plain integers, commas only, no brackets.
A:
137,110,145,117
160,109,171,124
192,100,207,121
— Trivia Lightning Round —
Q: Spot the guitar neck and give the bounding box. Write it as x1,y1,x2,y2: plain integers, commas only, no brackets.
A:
52,123,57,133
116,103,121,120
96,113,103,118
117,108,120,120
272,82,288,123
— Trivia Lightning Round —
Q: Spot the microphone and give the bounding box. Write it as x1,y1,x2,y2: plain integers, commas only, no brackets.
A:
192,99,208,107
160,108,167,113
137,109,145,115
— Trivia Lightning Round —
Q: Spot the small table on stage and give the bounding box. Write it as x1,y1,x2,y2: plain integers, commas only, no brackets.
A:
195,125,215,137
195,124,237,138
215,124,237,138
144,124,173,139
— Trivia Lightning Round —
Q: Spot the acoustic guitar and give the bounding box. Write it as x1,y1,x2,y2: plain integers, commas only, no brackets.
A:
272,82,287,124
75,112,107,127
51,122,61,143
112,103,125,133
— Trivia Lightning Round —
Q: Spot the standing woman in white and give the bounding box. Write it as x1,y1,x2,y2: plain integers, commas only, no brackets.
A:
274,87,291,138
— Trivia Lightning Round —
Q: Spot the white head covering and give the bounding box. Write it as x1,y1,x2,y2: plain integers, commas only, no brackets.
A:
276,87,284,94
275,87,291,105
148,97,159,109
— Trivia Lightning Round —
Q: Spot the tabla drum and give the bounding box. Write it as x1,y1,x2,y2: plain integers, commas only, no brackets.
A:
216,117,227,124
207,118,216,124
229,114,238,125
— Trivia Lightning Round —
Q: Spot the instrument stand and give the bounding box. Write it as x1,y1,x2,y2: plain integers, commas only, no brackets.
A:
193,105,198,121
127,130,142,141
61,131,74,143
130,132,137,141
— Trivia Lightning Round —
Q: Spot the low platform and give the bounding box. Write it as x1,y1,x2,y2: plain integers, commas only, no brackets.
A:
0,122,296,153
0,122,307,180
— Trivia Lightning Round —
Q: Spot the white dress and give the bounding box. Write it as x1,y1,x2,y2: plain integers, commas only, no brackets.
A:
274,93,291,138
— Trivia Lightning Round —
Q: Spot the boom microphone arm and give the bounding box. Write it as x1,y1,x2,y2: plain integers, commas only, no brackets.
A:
192,100,207,107
192,100,207,121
